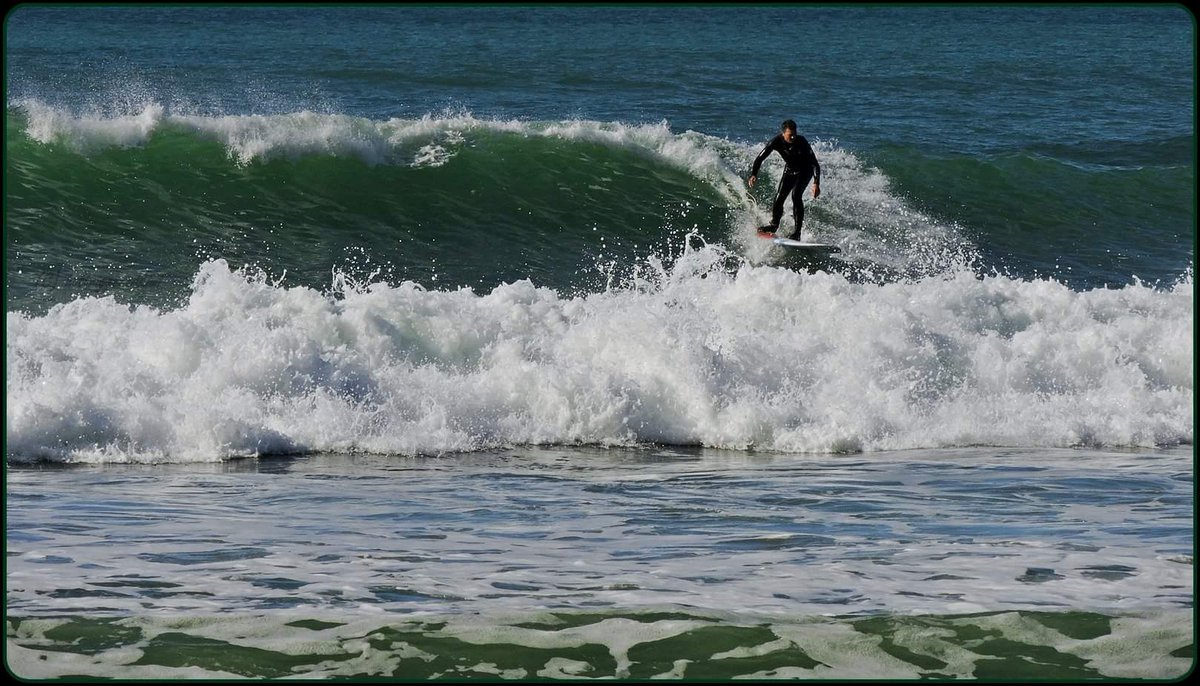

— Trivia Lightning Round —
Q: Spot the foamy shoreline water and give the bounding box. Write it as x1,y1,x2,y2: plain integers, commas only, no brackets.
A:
7,445,1193,679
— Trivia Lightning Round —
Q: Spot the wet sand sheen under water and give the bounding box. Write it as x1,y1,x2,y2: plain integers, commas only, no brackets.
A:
6,445,1193,679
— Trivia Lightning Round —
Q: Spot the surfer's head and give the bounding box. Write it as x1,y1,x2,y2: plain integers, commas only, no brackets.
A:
780,119,797,142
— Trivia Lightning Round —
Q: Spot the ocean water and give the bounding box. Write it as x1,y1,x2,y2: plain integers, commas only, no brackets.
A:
4,5,1194,680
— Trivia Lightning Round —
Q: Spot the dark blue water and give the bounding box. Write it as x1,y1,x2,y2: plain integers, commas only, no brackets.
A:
7,6,1192,146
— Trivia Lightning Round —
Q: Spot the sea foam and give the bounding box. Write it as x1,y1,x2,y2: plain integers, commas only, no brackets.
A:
6,245,1191,462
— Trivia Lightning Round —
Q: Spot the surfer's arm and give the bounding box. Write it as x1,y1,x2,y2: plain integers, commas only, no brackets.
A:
809,141,821,196
748,137,777,184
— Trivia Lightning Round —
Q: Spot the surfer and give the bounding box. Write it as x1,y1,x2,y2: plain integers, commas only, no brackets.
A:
748,119,821,239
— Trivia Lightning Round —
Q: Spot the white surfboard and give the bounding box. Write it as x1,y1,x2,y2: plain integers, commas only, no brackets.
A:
758,232,841,253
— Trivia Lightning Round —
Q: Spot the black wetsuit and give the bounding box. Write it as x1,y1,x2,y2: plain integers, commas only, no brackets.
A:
751,133,821,237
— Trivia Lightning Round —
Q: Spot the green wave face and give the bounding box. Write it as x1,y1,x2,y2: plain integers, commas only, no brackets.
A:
6,109,733,310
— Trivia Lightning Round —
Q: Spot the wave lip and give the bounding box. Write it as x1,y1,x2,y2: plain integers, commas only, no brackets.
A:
12,100,739,175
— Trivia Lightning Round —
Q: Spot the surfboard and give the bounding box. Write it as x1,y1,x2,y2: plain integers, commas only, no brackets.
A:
757,231,841,253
